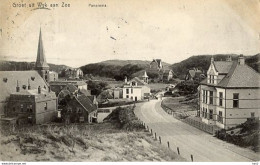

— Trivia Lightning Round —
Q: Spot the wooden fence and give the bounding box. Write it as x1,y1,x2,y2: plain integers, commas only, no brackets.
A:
183,117,214,135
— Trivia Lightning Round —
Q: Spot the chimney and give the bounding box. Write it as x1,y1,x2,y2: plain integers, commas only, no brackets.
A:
226,56,232,62
16,80,20,92
238,54,245,65
28,79,31,90
38,86,41,94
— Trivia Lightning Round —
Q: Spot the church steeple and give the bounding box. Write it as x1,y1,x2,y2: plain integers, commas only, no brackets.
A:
35,28,49,69
35,28,49,82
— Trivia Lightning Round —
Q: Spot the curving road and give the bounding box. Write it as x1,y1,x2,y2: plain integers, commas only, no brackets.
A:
135,99,259,162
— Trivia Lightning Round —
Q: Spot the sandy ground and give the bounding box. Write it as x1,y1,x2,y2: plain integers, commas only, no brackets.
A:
135,100,260,162
0,123,185,162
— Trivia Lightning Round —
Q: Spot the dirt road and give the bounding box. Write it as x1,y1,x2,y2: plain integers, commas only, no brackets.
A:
135,100,259,162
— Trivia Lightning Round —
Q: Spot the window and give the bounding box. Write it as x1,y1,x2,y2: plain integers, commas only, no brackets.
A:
209,91,213,105
219,92,223,106
27,105,33,113
205,109,207,118
251,112,255,118
20,104,24,112
132,81,136,86
131,96,133,100
202,107,204,117
212,75,214,84
126,95,129,98
205,91,208,104
209,75,211,83
126,88,129,94
131,88,133,94
13,107,16,112
203,90,206,103
218,111,223,123
44,103,47,110
233,93,239,108
209,109,213,119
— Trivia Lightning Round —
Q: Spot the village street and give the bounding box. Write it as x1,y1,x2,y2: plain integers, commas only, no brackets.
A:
134,99,259,162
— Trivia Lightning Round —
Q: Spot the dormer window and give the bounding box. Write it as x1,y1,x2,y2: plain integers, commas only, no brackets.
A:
132,81,136,86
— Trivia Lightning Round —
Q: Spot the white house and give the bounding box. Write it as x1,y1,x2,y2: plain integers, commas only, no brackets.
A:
123,77,150,101
198,55,260,129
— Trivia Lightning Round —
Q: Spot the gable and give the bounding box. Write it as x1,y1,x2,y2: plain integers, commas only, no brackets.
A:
207,63,218,75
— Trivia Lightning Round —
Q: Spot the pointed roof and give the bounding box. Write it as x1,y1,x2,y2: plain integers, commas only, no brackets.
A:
35,28,49,69
142,70,148,78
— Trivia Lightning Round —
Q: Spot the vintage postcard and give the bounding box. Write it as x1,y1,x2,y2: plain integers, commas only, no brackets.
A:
0,0,259,164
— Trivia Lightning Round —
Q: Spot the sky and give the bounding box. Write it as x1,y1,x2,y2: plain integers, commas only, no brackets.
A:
0,0,259,67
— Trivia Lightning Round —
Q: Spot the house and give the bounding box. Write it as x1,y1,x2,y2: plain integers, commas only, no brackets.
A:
185,68,205,82
150,59,163,71
123,77,150,101
6,86,57,125
49,71,58,81
63,94,98,123
49,80,88,96
65,68,83,79
198,55,260,129
162,69,174,81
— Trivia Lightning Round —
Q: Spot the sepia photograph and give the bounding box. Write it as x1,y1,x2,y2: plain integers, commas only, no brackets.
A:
0,0,259,164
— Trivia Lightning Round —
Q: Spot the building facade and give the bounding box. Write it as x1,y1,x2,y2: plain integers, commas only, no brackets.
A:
123,77,151,101
198,55,260,129
7,87,57,124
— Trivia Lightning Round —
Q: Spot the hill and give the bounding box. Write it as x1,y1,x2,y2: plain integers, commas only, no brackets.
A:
100,59,170,68
0,61,71,73
170,54,260,79
80,60,170,81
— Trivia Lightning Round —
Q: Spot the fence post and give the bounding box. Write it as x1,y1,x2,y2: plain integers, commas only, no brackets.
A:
159,136,161,144
151,129,153,134
177,147,180,155
147,126,149,131
155,132,157,140
191,154,193,162
167,141,170,148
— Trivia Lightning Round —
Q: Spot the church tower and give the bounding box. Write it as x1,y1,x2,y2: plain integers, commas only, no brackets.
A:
35,28,49,82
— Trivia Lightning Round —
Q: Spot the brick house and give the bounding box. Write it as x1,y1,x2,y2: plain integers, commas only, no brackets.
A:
198,55,260,129
63,94,98,123
6,86,57,124
150,59,163,71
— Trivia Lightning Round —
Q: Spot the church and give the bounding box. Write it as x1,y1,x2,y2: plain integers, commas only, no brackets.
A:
0,29,58,124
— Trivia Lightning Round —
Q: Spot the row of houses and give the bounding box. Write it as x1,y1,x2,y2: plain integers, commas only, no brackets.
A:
0,29,98,125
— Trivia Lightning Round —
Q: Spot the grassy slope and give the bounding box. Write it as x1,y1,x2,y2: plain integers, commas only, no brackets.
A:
0,106,185,162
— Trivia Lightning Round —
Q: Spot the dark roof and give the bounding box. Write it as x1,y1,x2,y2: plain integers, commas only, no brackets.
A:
0,71,49,102
213,61,233,74
217,62,260,88
151,59,162,68
63,84,78,93
201,61,260,88
163,70,173,76
35,29,49,69
75,95,97,113
87,95,95,102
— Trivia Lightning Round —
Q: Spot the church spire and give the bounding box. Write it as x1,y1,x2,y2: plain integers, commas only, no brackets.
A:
35,28,49,69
